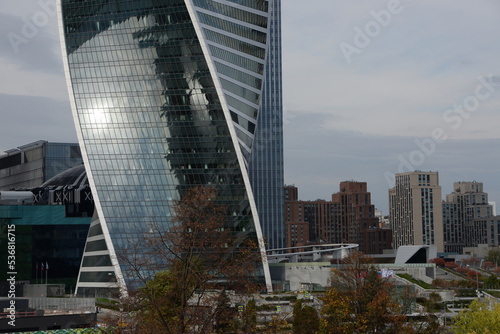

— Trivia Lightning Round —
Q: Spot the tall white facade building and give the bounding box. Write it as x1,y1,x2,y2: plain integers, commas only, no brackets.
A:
389,171,444,252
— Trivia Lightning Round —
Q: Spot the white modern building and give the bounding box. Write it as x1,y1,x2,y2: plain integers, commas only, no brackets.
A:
389,172,444,252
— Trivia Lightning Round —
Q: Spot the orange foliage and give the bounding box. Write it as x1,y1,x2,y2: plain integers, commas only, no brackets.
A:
482,261,495,270
429,258,445,266
445,261,459,270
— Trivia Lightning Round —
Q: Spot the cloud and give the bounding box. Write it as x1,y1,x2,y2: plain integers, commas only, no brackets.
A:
0,3,67,101
283,0,500,140
0,8,62,74
0,93,76,154
284,112,500,212
0,0,498,215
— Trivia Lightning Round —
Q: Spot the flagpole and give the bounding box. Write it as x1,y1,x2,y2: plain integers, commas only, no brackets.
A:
36,262,38,285
46,262,48,287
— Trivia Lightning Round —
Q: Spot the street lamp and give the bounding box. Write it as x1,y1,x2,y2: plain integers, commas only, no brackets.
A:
466,265,479,292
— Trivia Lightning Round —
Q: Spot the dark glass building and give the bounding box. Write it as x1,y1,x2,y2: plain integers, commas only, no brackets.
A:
249,0,284,251
0,165,93,290
58,0,277,295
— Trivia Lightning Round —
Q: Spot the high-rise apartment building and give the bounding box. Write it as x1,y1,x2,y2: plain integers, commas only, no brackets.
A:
58,0,277,295
284,185,338,249
285,183,391,254
332,182,378,245
332,181,391,254
249,0,284,251
443,181,500,252
442,201,463,253
389,171,444,252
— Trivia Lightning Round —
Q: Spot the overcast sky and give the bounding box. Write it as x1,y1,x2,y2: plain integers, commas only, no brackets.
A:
1,0,499,213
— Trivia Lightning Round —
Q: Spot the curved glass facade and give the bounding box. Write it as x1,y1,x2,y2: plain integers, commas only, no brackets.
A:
58,0,273,295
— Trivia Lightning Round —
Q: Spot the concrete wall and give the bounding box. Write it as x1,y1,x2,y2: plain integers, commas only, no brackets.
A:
405,267,435,284
270,263,332,291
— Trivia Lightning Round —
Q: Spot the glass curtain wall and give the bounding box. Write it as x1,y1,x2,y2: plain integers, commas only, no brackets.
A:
59,0,272,295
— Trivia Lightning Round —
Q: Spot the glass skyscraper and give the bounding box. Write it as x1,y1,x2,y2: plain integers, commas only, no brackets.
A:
58,0,280,296
249,0,283,251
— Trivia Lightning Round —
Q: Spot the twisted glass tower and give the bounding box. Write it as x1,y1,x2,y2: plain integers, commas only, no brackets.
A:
58,0,275,296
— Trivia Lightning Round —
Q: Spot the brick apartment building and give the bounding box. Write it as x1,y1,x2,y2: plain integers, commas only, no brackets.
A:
285,182,392,254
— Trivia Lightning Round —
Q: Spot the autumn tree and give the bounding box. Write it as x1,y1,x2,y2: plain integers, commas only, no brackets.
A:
486,248,500,267
453,299,500,334
120,186,263,334
445,261,459,270
465,270,481,282
421,292,442,312
261,316,290,334
432,279,450,289
239,298,258,333
319,251,442,334
484,274,500,289
293,299,320,334
319,251,406,333
482,261,495,271
429,258,446,267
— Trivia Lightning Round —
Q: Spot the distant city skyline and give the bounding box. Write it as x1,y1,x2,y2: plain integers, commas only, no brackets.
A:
1,0,499,213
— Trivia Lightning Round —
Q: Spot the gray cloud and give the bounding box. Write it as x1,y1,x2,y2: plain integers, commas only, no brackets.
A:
285,113,500,213
0,0,498,216
0,93,76,153
0,10,62,75
283,0,500,139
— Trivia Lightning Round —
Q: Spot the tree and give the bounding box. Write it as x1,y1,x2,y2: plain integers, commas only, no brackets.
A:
482,261,495,271
242,299,257,333
453,299,500,334
429,258,446,267
466,270,481,282
423,292,442,312
213,290,238,333
432,279,450,289
484,274,500,289
457,279,477,289
445,261,459,270
293,299,320,334
429,292,441,303
261,316,290,334
319,251,414,334
120,186,263,334
486,248,500,267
